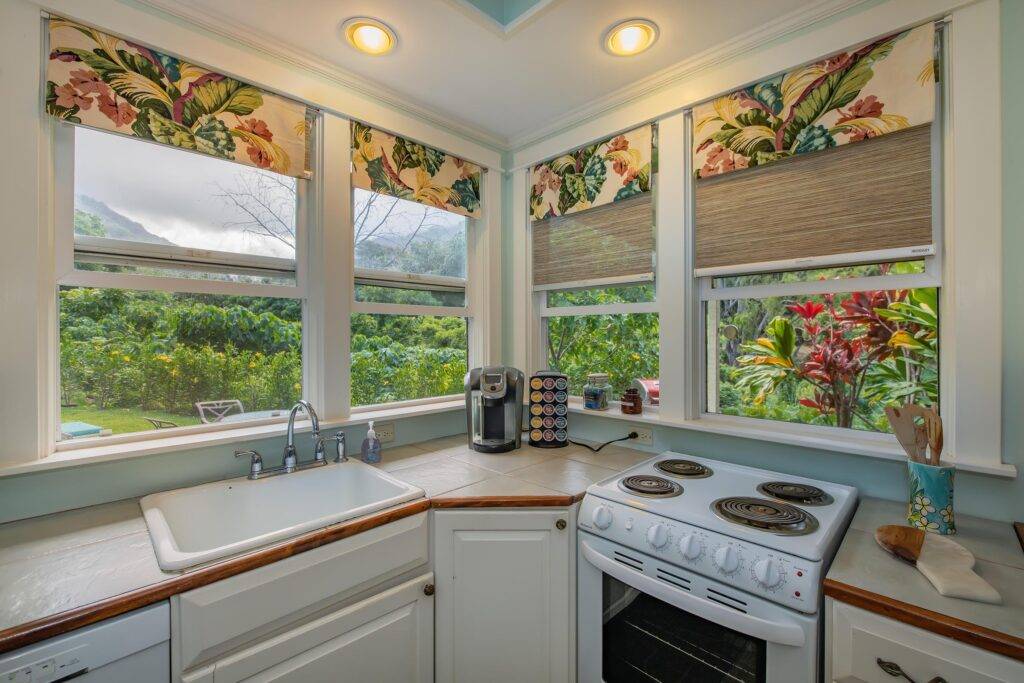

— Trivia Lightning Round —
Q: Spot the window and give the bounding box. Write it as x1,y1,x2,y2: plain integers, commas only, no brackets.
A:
56,126,306,441
350,188,471,407
691,23,943,439
59,287,301,437
530,125,659,398
705,264,938,433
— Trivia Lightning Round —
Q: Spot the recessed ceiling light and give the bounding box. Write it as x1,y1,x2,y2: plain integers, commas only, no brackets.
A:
342,17,397,56
604,19,659,57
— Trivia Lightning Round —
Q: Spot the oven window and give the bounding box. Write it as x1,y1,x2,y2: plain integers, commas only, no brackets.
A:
603,574,766,682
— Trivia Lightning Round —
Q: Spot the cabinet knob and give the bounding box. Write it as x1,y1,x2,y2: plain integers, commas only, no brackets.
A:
423,583,435,596
555,519,567,530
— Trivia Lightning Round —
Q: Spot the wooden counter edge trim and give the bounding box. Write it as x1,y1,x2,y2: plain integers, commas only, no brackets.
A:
1015,522,1023,554
823,577,1024,662
431,494,576,508
0,498,431,655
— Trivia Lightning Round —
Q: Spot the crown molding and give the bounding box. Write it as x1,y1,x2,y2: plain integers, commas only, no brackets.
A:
505,0,871,152
126,0,875,158
126,0,509,152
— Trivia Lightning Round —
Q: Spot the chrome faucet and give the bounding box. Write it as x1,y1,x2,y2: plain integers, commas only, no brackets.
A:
284,400,320,472
234,403,346,481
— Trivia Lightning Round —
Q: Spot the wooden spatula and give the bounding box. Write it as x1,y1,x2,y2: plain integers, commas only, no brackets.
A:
886,406,922,462
875,525,1001,603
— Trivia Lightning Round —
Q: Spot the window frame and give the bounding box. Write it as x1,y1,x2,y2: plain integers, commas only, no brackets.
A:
525,143,661,397
50,122,312,450
695,27,946,446
347,175,485,413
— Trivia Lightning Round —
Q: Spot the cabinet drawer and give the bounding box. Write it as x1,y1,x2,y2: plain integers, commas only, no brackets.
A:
211,573,434,682
175,512,428,672
828,599,1024,683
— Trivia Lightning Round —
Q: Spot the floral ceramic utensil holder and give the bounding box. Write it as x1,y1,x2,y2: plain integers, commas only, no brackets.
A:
907,460,955,534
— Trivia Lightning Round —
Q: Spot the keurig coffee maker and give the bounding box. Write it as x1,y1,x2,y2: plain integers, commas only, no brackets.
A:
465,366,524,452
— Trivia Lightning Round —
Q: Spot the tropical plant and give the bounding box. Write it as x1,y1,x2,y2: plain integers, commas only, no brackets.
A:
731,287,938,431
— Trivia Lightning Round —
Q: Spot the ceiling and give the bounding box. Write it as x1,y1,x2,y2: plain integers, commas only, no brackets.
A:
157,0,828,147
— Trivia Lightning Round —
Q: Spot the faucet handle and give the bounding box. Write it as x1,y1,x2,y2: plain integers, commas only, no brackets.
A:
331,431,347,463
235,449,263,479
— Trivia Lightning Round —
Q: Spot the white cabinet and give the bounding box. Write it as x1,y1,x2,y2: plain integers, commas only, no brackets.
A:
172,513,430,681
210,574,434,682
433,508,574,683
827,598,1024,683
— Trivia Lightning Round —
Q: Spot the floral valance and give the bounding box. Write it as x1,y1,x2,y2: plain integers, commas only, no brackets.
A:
351,122,482,219
693,23,935,179
530,124,653,221
46,16,314,179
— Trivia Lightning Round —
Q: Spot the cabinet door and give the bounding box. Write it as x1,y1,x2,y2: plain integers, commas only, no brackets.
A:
827,599,1024,683
434,509,573,683
210,573,434,682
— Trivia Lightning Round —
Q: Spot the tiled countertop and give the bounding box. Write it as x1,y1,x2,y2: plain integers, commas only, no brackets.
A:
825,497,1024,660
0,435,650,649
380,434,645,498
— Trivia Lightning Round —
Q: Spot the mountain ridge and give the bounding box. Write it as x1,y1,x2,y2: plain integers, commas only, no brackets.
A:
74,194,174,245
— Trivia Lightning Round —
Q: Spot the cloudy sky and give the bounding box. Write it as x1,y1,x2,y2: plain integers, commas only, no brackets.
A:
74,127,297,258
74,128,468,264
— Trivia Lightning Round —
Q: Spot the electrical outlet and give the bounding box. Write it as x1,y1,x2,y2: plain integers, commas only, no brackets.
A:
373,422,396,443
631,427,654,446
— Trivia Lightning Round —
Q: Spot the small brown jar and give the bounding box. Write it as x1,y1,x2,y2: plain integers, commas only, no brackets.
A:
620,388,643,415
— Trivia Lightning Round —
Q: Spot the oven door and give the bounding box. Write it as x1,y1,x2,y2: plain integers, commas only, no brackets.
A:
578,532,818,683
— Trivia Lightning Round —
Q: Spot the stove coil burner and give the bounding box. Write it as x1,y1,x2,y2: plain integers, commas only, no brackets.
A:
712,497,819,535
655,459,713,479
619,474,682,498
757,481,834,506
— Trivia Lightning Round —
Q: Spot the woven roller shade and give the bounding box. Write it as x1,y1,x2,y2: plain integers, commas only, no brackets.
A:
695,124,932,274
532,193,654,289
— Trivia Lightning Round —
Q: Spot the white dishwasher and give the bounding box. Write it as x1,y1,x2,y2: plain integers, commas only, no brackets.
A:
0,601,169,682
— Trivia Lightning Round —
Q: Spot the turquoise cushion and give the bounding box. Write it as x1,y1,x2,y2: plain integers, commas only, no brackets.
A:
61,421,102,437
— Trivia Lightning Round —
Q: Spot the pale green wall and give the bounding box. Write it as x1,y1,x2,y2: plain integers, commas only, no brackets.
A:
500,0,1024,522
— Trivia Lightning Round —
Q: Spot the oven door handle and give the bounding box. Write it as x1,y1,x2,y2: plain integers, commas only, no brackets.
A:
581,540,806,647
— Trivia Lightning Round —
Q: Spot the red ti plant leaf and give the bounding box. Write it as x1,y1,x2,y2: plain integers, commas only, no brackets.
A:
787,301,825,320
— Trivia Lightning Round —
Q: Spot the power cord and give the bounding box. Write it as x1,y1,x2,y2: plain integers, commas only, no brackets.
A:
520,427,641,452
571,432,639,453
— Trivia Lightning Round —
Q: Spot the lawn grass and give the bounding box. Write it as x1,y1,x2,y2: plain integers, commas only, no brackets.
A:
60,406,200,436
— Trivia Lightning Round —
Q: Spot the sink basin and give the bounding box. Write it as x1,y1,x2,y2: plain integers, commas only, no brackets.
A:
140,460,424,571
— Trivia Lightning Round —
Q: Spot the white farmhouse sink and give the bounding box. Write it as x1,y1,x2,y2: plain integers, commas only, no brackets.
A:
140,460,424,571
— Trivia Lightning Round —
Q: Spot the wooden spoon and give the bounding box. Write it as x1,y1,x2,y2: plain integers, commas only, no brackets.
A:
926,408,943,466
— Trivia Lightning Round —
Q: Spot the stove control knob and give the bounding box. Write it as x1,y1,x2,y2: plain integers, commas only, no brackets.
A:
646,523,670,549
592,505,613,530
753,558,783,588
677,534,702,561
713,545,740,574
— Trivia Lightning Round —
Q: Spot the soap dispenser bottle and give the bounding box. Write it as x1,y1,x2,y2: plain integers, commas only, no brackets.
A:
361,420,382,463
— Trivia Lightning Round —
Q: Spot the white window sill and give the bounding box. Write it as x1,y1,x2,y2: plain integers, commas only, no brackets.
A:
566,399,1017,479
0,399,465,478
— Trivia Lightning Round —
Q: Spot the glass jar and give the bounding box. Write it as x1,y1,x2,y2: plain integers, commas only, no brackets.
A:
620,387,643,415
583,373,611,411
